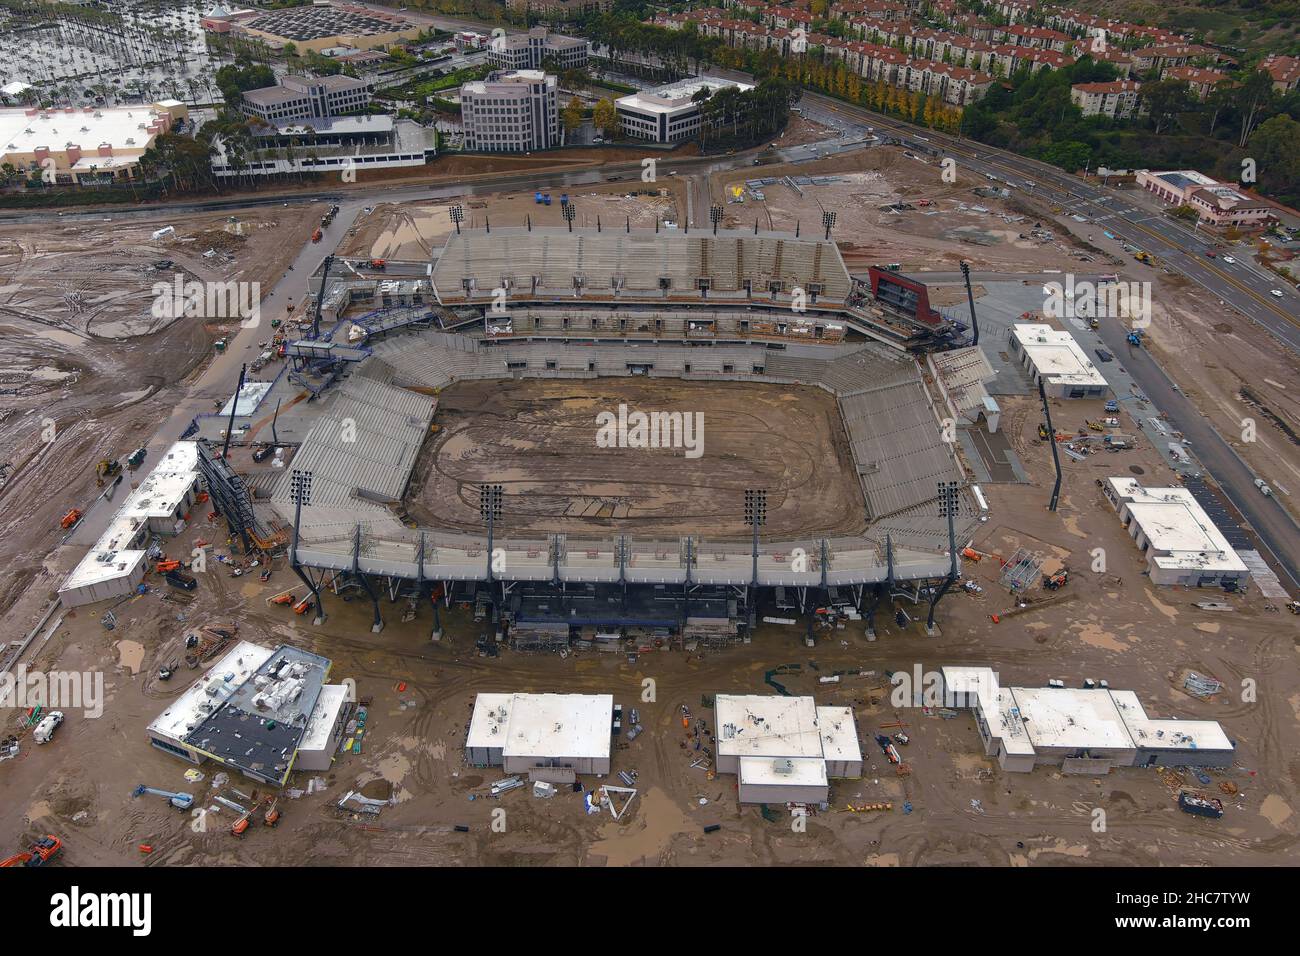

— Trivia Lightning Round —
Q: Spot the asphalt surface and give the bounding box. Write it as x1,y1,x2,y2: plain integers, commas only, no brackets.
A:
795,90,1300,354
1096,319,1300,590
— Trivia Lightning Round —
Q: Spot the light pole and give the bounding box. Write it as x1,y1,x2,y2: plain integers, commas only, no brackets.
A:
822,210,837,240
745,488,767,625
479,483,503,624
926,480,959,635
710,204,723,235
450,204,463,235
289,468,325,625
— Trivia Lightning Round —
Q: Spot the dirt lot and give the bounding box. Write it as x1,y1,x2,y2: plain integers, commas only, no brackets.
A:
0,207,320,620
1,436,1295,866
406,378,863,539
715,146,1116,277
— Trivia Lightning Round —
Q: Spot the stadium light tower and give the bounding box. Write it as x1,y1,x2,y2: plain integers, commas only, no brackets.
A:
479,483,504,627
745,489,767,622
562,202,576,233
710,205,723,235
926,480,960,635
960,259,979,346
450,204,464,235
822,210,837,240
289,469,325,625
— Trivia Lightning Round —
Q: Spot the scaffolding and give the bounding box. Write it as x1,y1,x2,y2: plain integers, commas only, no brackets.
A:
1000,548,1043,591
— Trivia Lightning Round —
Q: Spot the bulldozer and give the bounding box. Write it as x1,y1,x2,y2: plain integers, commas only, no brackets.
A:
1037,423,1050,440
95,458,121,487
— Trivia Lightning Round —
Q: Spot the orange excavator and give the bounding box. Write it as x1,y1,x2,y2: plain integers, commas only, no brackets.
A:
1,835,62,867
59,509,82,530
155,559,182,573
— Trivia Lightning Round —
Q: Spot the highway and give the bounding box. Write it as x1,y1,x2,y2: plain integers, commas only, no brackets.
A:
798,91,1300,354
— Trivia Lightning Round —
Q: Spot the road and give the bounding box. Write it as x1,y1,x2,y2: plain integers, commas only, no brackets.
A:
796,90,1300,354
1095,321,1300,590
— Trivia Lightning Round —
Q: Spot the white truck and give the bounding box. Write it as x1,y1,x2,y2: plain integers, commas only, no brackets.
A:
33,711,64,744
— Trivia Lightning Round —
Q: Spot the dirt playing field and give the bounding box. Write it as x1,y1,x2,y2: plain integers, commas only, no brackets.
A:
405,378,864,539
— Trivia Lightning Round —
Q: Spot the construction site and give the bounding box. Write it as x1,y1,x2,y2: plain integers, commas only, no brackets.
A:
0,112,1297,875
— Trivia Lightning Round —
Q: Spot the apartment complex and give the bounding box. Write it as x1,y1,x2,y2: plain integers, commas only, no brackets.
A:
486,27,589,72
615,77,753,143
1262,54,1300,94
1070,80,1144,119
240,74,374,123
1161,66,1230,101
460,70,560,153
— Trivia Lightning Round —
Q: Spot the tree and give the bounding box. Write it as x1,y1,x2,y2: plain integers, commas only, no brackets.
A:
1235,69,1276,148
562,96,583,135
1249,114,1300,206
1143,79,1191,135
593,97,620,139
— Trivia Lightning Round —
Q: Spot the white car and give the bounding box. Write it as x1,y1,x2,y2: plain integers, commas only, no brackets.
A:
1222,256,1235,264
1269,289,1284,297
1255,478,1273,496
33,711,64,744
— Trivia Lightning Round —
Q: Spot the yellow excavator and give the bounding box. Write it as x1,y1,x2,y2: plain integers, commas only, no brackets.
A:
95,458,121,487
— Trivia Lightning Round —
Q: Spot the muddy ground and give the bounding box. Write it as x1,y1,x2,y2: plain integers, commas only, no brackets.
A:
0,207,321,620
1,416,1296,866
405,377,864,539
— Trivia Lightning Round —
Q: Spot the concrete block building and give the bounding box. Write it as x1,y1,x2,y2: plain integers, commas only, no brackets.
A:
460,70,559,152
240,74,374,124
714,695,862,804
466,693,613,775
1102,477,1251,588
1008,323,1109,399
941,666,1236,773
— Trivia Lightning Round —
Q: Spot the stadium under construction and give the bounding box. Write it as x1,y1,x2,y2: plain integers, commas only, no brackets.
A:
185,226,982,647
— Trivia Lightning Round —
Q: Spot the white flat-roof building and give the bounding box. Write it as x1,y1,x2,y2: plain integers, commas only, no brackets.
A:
147,641,339,786
466,693,612,775
1008,323,1109,398
1102,477,1251,588
295,683,352,771
58,441,201,608
147,641,275,763
714,694,861,803
486,27,588,72
615,77,753,143
460,70,559,153
941,666,1235,773
240,73,374,123
0,101,188,184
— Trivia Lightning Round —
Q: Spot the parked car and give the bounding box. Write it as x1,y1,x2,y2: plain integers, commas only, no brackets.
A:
1094,348,1113,363
1254,478,1273,496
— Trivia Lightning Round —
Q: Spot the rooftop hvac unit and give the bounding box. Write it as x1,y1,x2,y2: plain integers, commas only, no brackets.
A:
773,758,795,776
